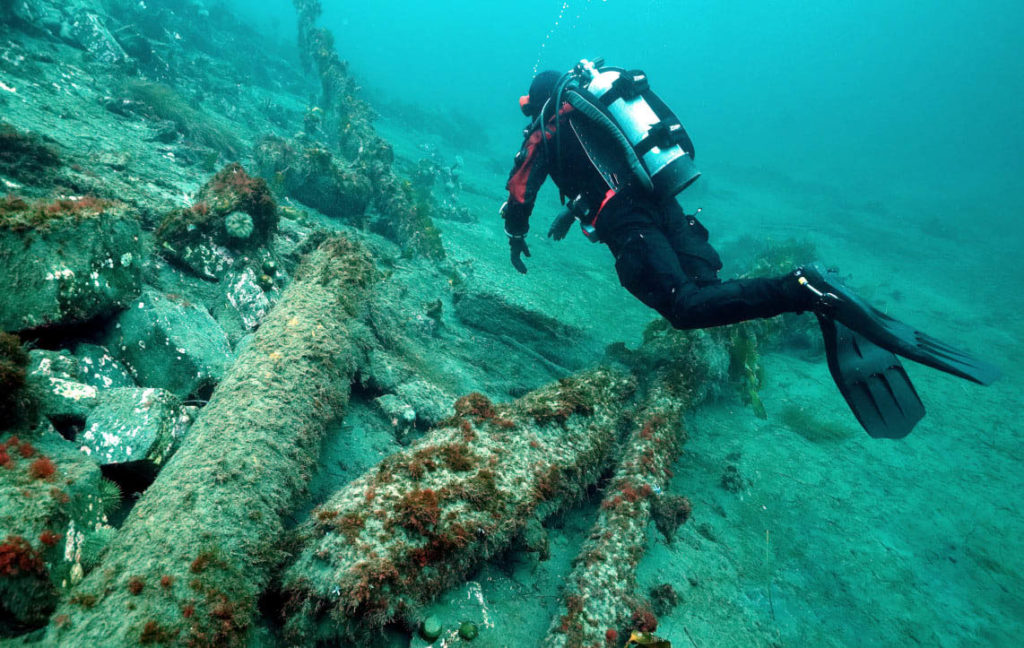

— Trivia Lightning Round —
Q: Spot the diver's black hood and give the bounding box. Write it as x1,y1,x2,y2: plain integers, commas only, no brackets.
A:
524,70,562,117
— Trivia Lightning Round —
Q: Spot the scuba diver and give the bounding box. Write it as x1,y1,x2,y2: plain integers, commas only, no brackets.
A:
500,59,1000,439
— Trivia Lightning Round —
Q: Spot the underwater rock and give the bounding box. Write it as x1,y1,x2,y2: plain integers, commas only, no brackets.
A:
0,332,31,430
375,393,417,436
73,343,136,390
106,288,233,399
0,423,108,629
8,0,64,36
222,266,272,332
394,380,455,428
10,0,127,64
0,197,143,333
26,349,100,428
255,135,371,224
453,286,591,372
78,387,190,467
42,236,377,648
62,6,130,64
280,369,635,643
362,348,414,393
0,123,62,186
155,163,277,280
544,396,686,647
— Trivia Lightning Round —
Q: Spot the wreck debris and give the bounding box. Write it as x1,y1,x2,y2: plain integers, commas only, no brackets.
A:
280,369,636,643
42,236,377,647
544,392,688,647
291,0,446,260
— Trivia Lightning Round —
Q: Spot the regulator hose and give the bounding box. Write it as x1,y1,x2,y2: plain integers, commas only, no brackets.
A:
564,88,655,193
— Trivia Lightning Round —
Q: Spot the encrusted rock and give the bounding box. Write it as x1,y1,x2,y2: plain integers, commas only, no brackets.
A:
452,286,591,371
155,163,277,280
375,393,417,433
223,267,272,331
394,380,454,428
26,350,99,425
73,343,136,390
106,288,233,399
0,197,143,332
63,7,130,64
79,387,189,466
0,423,108,628
255,135,371,225
362,349,414,392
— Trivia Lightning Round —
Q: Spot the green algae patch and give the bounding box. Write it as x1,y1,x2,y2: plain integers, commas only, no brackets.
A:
123,81,242,157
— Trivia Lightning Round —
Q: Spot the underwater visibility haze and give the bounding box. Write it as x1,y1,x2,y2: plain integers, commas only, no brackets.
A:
0,1,1021,647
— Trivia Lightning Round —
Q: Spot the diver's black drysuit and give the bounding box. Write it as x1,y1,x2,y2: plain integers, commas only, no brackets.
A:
501,67,998,440
502,98,811,330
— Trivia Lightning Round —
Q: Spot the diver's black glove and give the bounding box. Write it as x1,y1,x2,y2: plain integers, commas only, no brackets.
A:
509,235,530,274
547,208,575,241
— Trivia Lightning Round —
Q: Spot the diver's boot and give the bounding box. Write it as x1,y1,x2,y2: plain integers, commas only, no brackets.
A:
794,263,1000,385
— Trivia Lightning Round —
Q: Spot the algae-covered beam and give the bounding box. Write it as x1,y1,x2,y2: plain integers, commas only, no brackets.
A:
42,236,377,647
280,369,637,644
543,388,691,647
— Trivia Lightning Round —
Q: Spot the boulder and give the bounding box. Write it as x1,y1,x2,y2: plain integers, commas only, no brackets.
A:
155,164,277,281
0,423,108,628
394,380,453,428
62,7,130,64
0,198,143,333
26,349,99,426
255,135,371,224
79,387,190,467
452,287,592,372
106,288,233,398
73,343,136,390
223,266,272,331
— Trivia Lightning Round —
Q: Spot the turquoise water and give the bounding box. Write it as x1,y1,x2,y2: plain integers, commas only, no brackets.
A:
241,0,1024,215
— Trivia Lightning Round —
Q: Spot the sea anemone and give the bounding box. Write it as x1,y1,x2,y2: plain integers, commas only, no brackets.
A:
224,210,254,239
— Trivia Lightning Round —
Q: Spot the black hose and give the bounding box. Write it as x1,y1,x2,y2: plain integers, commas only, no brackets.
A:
564,88,654,193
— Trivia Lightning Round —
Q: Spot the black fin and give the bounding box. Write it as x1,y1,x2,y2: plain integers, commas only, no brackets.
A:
819,316,926,439
801,263,1001,386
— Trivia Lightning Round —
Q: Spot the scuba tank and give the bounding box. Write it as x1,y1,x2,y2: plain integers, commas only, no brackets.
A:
541,58,701,200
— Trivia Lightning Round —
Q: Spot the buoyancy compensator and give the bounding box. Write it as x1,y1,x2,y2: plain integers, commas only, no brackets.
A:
544,58,701,199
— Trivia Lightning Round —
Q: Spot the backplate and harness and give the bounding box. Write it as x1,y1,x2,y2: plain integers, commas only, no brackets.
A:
535,58,701,241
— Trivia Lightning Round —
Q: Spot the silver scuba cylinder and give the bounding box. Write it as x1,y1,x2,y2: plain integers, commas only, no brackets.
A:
573,59,700,198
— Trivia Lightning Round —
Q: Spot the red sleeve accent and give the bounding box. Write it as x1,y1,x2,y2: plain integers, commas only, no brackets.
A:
505,128,544,204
